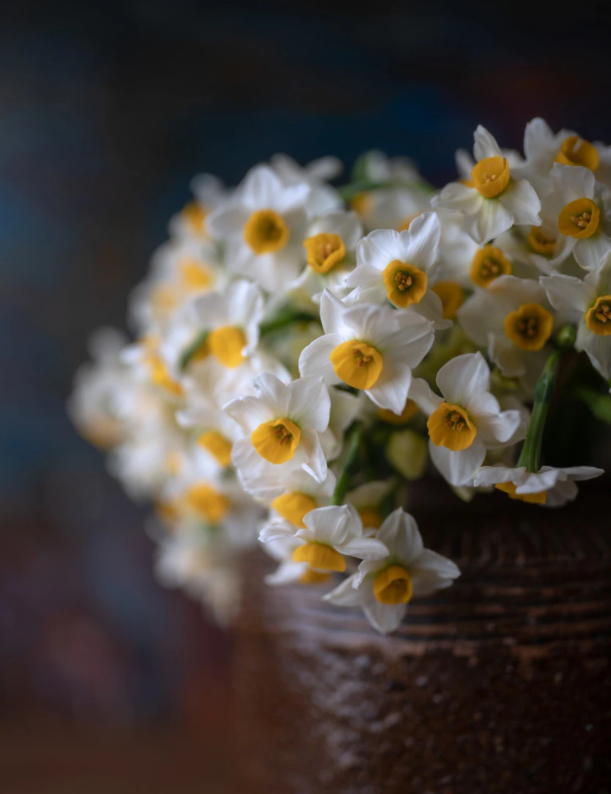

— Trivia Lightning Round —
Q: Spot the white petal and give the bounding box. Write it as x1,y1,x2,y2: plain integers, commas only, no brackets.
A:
340,536,389,560
488,333,527,378
398,212,441,270
412,548,460,580
540,273,595,313
552,466,604,482
298,334,343,384
574,235,611,272
224,395,275,432
498,180,542,226
259,520,299,543
432,182,482,216
428,438,486,486
363,600,407,635
366,362,412,414
437,351,490,405
408,377,443,415
206,205,248,238
551,163,595,202
463,198,513,245
473,125,503,160
323,573,365,606
377,508,424,565
356,229,403,272
475,408,522,446
253,373,291,416
303,503,359,546
288,377,331,433
265,561,307,586
319,290,349,335
299,429,328,483
576,323,611,379
473,465,524,488
240,164,284,207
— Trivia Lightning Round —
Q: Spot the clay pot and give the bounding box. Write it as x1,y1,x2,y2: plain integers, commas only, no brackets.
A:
232,482,611,794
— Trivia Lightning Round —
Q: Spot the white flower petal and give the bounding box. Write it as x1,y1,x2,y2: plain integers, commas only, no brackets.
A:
497,180,541,227
298,334,343,384
540,273,595,313
436,351,490,406
323,573,365,606
408,377,443,415
366,361,412,414
299,429,328,483
576,323,611,379
463,197,513,245
473,125,503,160
429,438,486,486
288,377,331,433
377,508,424,565
399,211,441,270
363,600,407,635
340,536,389,560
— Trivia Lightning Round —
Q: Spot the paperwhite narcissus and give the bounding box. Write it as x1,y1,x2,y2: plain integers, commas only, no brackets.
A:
258,504,388,573
473,465,604,507
266,468,337,524
299,290,435,414
547,164,611,272
541,257,611,378
225,373,331,490
409,352,523,486
262,536,334,587
207,165,311,293
458,275,554,390
288,210,362,303
346,212,451,330
161,279,264,377
432,126,542,245
270,154,343,214
511,117,611,194
324,508,460,634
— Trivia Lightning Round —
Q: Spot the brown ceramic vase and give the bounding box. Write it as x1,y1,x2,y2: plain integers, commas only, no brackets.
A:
232,481,611,794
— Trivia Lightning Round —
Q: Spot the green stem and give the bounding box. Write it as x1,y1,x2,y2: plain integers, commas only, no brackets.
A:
259,308,317,337
575,386,611,424
330,422,363,506
516,350,562,472
180,329,208,370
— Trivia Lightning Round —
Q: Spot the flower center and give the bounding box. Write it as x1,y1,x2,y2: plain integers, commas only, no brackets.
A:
179,258,214,292
428,402,477,451
292,542,346,572
471,156,511,198
303,233,346,274
298,569,331,585
558,198,600,239
373,565,413,605
271,491,317,528
432,280,465,320
470,245,512,287
527,227,556,257
184,483,230,523
147,352,184,397
504,303,553,351
197,430,233,467
358,507,383,530
207,325,246,368
555,135,599,172
244,209,289,254
182,201,209,236
378,398,418,425
330,340,384,390
251,418,301,465
350,191,373,216
495,482,547,505
382,260,428,307
586,295,611,336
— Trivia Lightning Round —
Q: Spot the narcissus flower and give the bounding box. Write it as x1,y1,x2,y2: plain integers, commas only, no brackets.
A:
266,469,337,526
458,275,554,390
225,373,331,490
512,118,611,193
346,212,450,329
270,153,343,214
547,164,611,272
207,165,311,293
259,504,388,573
541,257,611,378
161,279,264,376
299,290,435,414
262,536,334,587
410,352,523,486
432,126,541,244
473,465,603,507
290,210,362,303
324,508,460,634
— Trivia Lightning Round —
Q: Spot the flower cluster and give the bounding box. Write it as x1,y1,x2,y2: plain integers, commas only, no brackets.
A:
70,121,609,633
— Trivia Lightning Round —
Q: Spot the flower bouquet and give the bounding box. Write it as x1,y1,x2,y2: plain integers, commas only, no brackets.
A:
70,120,610,633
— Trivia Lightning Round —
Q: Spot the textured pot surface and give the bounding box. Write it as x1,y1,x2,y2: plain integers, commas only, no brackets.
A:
232,484,611,794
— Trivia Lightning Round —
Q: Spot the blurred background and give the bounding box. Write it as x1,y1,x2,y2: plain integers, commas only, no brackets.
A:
1,0,610,790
